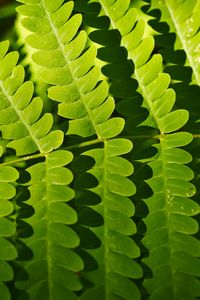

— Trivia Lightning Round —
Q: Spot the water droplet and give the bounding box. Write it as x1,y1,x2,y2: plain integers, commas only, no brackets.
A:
194,43,200,54
194,57,200,64
186,18,194,24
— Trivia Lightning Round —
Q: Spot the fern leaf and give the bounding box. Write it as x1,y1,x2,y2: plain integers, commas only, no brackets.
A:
79,139,142,300
0,165,19,300
1,1,199,299
15,15,53,113
17,0,124,139
93,1,200,298
16,150,83,299
0,41,63,156
142,132,200,299
151,0,200,85
96,0,189,133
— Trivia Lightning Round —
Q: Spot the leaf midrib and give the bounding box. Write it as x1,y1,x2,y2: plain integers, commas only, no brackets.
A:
165,0,200,85
98,1,163,133
156,138,178,297
0,81,43,153
41,0,101,139
102,140,109,299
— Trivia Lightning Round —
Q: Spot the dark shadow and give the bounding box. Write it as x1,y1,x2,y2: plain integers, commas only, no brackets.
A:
9,184,34,300
72,152,102,292
73,1,157,297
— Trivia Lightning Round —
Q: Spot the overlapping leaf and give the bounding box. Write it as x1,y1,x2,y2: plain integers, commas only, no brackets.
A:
0,39,79,299
16,151,83,300
151,0,200,85
0,165,19,300
96,0,188,133
17,0,124,139
93,1,200,299
0,40,63,156
143,132,200,299
78,139,142,300
0,1,199,300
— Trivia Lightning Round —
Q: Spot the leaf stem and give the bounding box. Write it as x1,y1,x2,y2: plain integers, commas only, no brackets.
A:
123,134,161,140
0,153,46,166
192,134,200,138
1,133,199,167
0,138,103,166
63,138,104,150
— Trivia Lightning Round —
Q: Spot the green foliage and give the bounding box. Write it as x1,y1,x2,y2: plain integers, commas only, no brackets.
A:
0,0,200,299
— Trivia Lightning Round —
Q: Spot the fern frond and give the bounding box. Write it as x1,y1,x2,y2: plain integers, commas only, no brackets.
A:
0,165,19,300
15,15,52,113
151,0,200,85
1,1,199,299
92,1,200,298
142,132,200,299
79,139,142,300
0,40,63,156
96,0,189,133
17,0,124,139
16,150,83,299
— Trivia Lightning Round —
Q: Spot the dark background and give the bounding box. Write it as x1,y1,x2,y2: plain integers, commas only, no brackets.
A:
0,0,13,7
0,0,17,42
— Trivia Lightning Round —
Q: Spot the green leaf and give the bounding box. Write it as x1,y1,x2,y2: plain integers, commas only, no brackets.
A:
2,1,200,300
18,0,124,140
0,42,63,155
160,110,189,133
80,139,141,298
154,0,200,85
16,151,83,299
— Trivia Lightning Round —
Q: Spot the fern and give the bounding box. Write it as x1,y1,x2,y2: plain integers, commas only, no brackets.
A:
16,150,83,299
0,165,18,299
83,1,200,299
0,0,200,299
151,0,200,85
17,0,123,139
80,139,142,299
0,41,63,155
